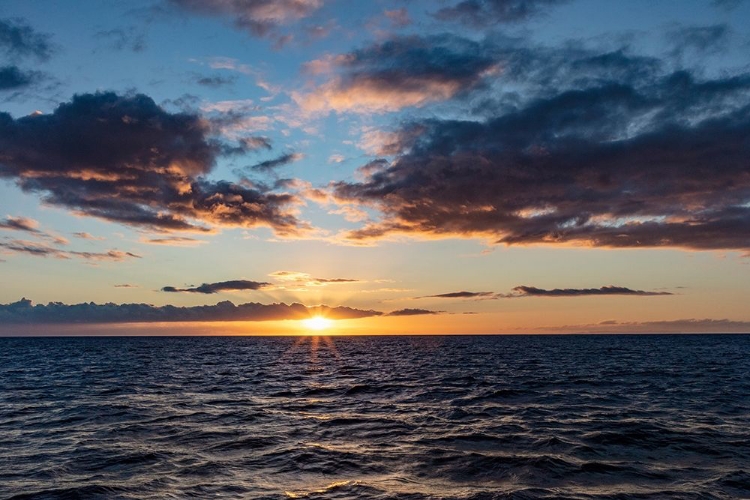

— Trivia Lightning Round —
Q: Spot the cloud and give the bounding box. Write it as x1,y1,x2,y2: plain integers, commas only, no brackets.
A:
269,270,360,287
294,35,500,114
533,318,750,334
167,0,322,43
248,152,303,172
0,240,140,261
384,8,411,27
711,0,745,10
72,232,105,240
93,28,146,52
68,249,141,261
0,65,42,90
0,18,54,61
161,279,272,294
0,215,39,232
505,285,673,297
666,24,731,58
0,92,306,236
418,291,495,299
387,308,442,316
0,297,382,324
193,74,237,88
434,0,570,25
332,62,750,250
114,284,137,288
141,236,206,246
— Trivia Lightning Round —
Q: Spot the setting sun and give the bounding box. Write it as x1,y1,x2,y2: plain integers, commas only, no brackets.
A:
302,316,333,331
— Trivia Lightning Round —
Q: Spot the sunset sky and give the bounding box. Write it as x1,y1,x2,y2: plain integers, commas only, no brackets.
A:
1,0,750,334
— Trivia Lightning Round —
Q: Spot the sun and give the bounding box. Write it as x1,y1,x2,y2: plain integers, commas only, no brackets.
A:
302,316,333,332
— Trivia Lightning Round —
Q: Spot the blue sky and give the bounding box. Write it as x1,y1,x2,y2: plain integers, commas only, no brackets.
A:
1,0,750,334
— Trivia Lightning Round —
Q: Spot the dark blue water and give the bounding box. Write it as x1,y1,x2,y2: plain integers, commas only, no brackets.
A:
0,335,749,499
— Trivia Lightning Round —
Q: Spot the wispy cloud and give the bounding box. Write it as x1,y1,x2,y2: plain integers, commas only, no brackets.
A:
0,240,140,262
141,236,207,246
0,18,54,61
167,0,322,45
270,270,360,287
434,0,570,26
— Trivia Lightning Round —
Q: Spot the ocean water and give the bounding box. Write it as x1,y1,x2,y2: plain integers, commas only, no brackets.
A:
0,335,749,499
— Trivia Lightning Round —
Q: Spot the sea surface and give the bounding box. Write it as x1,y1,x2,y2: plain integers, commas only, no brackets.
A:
0,335,749,499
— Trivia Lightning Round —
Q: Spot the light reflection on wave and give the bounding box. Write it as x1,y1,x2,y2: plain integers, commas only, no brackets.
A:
0,334,749,499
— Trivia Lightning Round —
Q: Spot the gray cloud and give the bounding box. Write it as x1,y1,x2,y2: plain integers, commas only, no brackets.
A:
434,0,570,25
505,286,673,297
249,152,303,172
0,297,382,324
194,74,237,88
296,34,501,113
333,63,750,250
0,92,305,236
161,279,272,294
387,308,442,316
0,65,41,90
667,24,731,58
418,291,495,299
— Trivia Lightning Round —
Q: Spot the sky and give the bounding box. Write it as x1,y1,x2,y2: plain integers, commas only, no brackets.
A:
1,0,750,335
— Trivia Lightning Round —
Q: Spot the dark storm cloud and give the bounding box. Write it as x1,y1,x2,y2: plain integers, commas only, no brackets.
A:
249,152,303,172
434,0,570,25
0,298,382,324
506,286,673,297
333,64,750,250
387,308,442,316
161,279,272,294
419,291,495,299
0,92,305,235
167,0,322,42
0,18,54,61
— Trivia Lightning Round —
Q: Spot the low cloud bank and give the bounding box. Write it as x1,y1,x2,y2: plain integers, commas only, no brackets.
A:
0,298,382,324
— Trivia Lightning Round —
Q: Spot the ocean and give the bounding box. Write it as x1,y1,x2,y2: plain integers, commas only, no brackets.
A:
0,335,748,499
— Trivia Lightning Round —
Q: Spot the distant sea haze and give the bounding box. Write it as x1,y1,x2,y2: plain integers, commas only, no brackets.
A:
1,335,749,499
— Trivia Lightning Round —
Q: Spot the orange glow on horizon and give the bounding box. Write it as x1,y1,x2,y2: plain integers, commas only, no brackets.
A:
301,315,333,332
